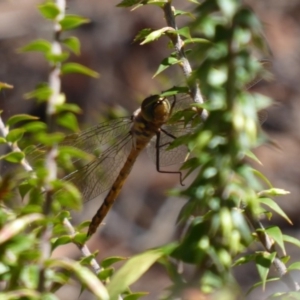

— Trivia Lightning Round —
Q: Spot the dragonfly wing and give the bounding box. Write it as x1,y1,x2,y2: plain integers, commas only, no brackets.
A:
28,118,134,202
61,118,132,156
28,118,132,163
258,110,268,125
147,124,192,167
64,133,133,202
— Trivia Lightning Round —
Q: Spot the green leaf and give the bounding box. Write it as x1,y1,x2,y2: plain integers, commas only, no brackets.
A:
244,149,262,165
174,9,194,18
61,63,99,78
134,28,152,42
0,137,6,144
76,220,90,231
45,52,69,64
251,168,273,188
62,37,81,55
80,255,98,269
117,0,144,7
56,112,79,132
140,27,175,45
246,277,279,296
153,53,180,78
52,236,72,250
7,114,39,127
175,26,191,39
58,146,91,161
19,183,33,199
56,103,82,114
101,256,127,269
25,84,53,102
0,213,43,243
6,128,25,143
233,253,256,266
287,262,300,271
258,188,290,197
54,182,82,210
38,2,60,19
20,39,52,53
107,249,169,300
72,232,87,245
255,251,276,290
23,121,47,132
263,226,286,255
0,152,25,163
259,198,292,225
124,292,149,300
0,82,13,91
98,268,114,281
47,259,109,300
59,15,90,31
35,132,65,145
283,234,300,249
184,37,212,45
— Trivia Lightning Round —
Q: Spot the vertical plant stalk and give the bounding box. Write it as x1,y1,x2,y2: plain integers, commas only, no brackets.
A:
37,0,67,292
225,23,298,291
162,1,208,120
0,116,104,287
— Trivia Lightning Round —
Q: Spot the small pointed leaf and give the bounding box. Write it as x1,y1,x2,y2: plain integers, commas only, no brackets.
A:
255,252,276,290
264,226,286,255
62,37,80,55
259,198,292,224
0,82,13,90
140,27,175,45
20,39,52,53
0,151,25,163
283,234,300,249
6,128,25,143
0,213,43,243
153,53,180,78
38,2,60,19
124,292,149,300
107,249,170,300
60,15,90,31
7,114,39,127
101,257,127,269
61,63,99,78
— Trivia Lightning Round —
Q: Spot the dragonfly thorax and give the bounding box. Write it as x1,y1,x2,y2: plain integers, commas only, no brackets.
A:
141,95,171,124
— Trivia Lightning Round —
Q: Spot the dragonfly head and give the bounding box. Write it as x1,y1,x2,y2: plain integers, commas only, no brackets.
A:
141,95,171,124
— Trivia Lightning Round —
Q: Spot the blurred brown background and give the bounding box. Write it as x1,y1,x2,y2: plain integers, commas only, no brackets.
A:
1,0,300,299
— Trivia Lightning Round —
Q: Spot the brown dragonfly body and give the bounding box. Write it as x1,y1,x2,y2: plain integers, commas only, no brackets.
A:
65,95,183,236
58,60,271,237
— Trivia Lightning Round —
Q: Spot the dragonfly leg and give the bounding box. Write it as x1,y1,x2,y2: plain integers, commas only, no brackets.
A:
169,95,176,114
155,130,184,186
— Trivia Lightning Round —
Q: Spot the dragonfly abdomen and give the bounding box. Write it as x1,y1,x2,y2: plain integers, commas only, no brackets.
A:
87,95,172,236
87,139,150,236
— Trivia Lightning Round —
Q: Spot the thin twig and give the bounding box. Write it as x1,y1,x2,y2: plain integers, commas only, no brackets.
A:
162,1,208,120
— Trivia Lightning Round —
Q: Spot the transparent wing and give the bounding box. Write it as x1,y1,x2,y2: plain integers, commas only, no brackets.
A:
63,118,134,201
61,118,132,156
29,118,134,202
147,93,194,167
64,132,133,202
258,110,268,125
28,118,133,162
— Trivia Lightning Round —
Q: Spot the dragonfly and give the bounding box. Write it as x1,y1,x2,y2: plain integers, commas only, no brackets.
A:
33,61,271,237
62,92,193,236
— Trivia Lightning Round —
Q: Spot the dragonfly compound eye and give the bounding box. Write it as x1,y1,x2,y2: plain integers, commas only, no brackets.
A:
141,95,171,123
